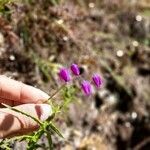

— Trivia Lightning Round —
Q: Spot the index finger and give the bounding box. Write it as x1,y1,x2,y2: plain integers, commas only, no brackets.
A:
0,76,49,103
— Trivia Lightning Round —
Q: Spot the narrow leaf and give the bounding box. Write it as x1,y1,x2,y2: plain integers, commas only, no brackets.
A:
49,123,64,138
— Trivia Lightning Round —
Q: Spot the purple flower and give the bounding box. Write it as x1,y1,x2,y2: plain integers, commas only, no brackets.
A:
92,74,102,88
81,80,92,96
71,64,80,76
59,68,71,82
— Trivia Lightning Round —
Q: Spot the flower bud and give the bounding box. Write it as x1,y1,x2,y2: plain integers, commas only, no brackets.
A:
71,64,80,76
81,80,92,96
92,74,102,88
59,68,71,82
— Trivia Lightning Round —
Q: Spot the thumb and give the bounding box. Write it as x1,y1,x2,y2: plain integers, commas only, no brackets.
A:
0,104,52,138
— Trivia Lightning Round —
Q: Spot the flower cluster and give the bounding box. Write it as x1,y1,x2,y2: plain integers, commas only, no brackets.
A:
59,64,102,96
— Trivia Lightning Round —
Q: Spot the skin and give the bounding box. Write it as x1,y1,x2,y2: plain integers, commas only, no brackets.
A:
0,75,52,138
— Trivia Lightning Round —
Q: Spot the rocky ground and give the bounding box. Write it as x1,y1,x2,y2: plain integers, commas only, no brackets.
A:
0,0,150,149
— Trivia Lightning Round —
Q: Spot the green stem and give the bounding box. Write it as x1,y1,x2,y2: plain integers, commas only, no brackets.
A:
45,84,65,103
49,122,64,138
46,132,53,150
2,103,42,125
6,135,31,142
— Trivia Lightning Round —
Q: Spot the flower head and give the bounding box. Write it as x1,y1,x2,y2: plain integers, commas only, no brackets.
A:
92,74,102,88
71,63,80,76
59,68,71,82
81,80,92,96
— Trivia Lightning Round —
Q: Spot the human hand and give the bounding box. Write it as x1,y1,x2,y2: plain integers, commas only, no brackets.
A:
0,76,52,138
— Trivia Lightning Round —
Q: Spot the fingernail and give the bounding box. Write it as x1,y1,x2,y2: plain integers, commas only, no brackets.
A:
40,104,52,121
38,90,49,100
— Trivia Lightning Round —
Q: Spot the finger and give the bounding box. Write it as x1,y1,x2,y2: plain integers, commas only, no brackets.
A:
0,104,52,138
0,97,22,107
0,75,49,103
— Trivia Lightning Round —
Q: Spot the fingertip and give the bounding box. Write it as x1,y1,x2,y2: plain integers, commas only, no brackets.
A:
37,89,50,103
38,104,52,121
21,85,49,103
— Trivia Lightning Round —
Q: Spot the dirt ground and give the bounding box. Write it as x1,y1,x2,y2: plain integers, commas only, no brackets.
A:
0,0,150,149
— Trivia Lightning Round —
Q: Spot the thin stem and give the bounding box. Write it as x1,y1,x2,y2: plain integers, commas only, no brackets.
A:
49,122,64,138
46,132,53,150
6,135,31,142
2,103,42,125
48,84,65,100
45,76,78,103
44,84,66,103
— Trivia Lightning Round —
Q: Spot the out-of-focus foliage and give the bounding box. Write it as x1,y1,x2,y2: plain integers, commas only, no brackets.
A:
0,0,14,12
0,0,150,149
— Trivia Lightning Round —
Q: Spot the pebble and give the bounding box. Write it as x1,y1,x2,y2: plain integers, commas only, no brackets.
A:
131,112,137,119
89,3,95,8
56,19,64,25
116,50,124,57
136,15,142,22
9,55,16,61
132,40,139,47
63,36,69,41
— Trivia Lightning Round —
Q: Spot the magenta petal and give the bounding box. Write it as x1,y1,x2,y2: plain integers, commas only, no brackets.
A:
59,68,71,82
92,74,102,88
81,80,92,96
71,64,80,76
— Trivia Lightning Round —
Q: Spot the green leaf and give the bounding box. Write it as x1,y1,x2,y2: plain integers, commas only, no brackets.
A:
49,123,64,138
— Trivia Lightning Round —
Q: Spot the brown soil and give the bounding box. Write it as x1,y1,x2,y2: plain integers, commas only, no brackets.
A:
0,0,150,149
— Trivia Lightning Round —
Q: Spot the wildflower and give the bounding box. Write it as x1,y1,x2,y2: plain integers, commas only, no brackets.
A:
92,74,102,88
71,63,80,76
81,80,92,96
59,68,71,82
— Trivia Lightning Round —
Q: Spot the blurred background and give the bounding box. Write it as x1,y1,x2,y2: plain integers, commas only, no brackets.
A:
0,0,150,149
